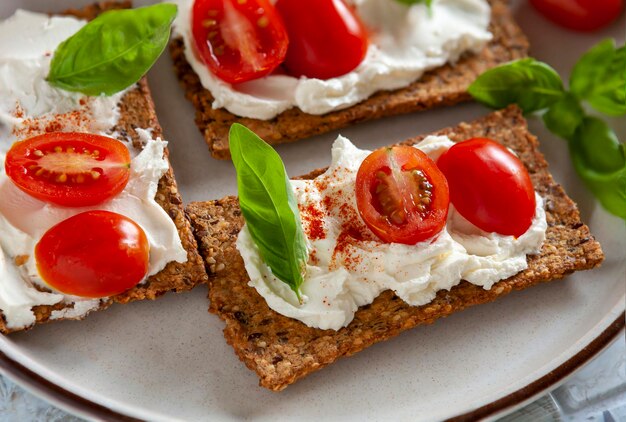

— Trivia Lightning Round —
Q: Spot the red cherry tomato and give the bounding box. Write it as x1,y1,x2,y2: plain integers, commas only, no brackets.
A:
4,132,130,207
437,138,536,238
530,0,624,31
275,0,368,79
355,146,449,244
192,0,288,84
35,211,150,298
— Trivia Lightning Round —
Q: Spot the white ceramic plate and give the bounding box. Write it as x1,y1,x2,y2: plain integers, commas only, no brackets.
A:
0,1,624,421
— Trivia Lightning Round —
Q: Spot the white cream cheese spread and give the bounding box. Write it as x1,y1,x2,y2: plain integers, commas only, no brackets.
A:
0,10,187,330
237,136,548,330
171,0,492,120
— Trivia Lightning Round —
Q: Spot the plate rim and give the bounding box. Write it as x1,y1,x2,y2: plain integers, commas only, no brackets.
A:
0,311,623,421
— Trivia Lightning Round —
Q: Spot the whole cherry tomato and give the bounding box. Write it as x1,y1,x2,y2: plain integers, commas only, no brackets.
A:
530,0,624,31
275,0,368,80
355,146,449,244
35,211,150,298
5,132,130,207
437,138,536,237
192,0,289,84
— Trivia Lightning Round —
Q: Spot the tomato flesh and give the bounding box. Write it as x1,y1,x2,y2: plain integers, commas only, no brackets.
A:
275,0,368,80
356,146,449,244
5,132,130,207
35,211,150,298
437,138,536,237
530,0,624,31
192,0,288,84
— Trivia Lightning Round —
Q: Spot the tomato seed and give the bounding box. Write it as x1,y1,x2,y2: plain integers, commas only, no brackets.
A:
257,16,269,28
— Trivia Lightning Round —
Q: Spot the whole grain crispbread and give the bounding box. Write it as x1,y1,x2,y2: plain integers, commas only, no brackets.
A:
185,106,604,391
0,2,208,335
171,0,529,159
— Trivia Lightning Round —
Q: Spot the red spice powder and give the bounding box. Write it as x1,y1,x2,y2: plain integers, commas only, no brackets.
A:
299,202,326,241
11,99,94,140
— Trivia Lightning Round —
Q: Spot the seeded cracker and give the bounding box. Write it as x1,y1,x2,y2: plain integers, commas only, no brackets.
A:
0,2,208,335
171,0,530,159
186,106,604,391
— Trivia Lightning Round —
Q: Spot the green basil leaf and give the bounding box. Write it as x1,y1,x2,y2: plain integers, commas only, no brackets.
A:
542,93,584,140
47,3,177,96
468,58,565,113
229,124,308,301
570,117,626,220
395,0,433,6
570,39,626,116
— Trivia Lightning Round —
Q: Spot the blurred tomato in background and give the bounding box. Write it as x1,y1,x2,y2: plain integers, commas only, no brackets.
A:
530,0,624,31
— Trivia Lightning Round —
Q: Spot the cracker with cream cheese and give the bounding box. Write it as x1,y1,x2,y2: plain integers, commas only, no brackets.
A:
171,0,529,159
185,106,604,391
0,2,207,335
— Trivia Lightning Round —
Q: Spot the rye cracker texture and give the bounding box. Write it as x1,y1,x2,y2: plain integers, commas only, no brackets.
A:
186,106,604,391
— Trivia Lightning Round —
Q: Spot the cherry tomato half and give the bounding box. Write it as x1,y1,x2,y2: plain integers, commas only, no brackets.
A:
437,138,536,238
275,0,368,80
35,211,150,298
192,0,289,84
5,132,130,207
530,0,624,31
355,146,449,244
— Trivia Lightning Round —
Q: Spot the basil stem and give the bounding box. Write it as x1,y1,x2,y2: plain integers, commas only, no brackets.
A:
47,3,177,96
229,124,308,302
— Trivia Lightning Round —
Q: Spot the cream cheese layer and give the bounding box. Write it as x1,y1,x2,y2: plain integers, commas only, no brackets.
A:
171,0,492,119
0,10,186,330
237,136,547,330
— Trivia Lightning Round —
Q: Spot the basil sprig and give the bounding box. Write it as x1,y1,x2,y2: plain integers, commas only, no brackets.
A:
47,3,177,96
468,39,626,222
229,124,308,301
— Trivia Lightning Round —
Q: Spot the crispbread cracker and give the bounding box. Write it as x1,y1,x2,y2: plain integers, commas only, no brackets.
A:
0,2,208,334
171,0,529,159
186,106,604,391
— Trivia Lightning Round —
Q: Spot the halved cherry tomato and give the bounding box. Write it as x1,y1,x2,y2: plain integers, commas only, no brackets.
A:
530,0,624,31
275,0,368,80
5,132,130,207
35,211,150,298
355,146,449,244
437,138,536,238
192,0,288,84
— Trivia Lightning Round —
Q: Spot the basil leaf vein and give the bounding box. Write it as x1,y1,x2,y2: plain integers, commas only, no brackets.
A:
47,3,177,96
229,124,308,301
468,58,565,113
